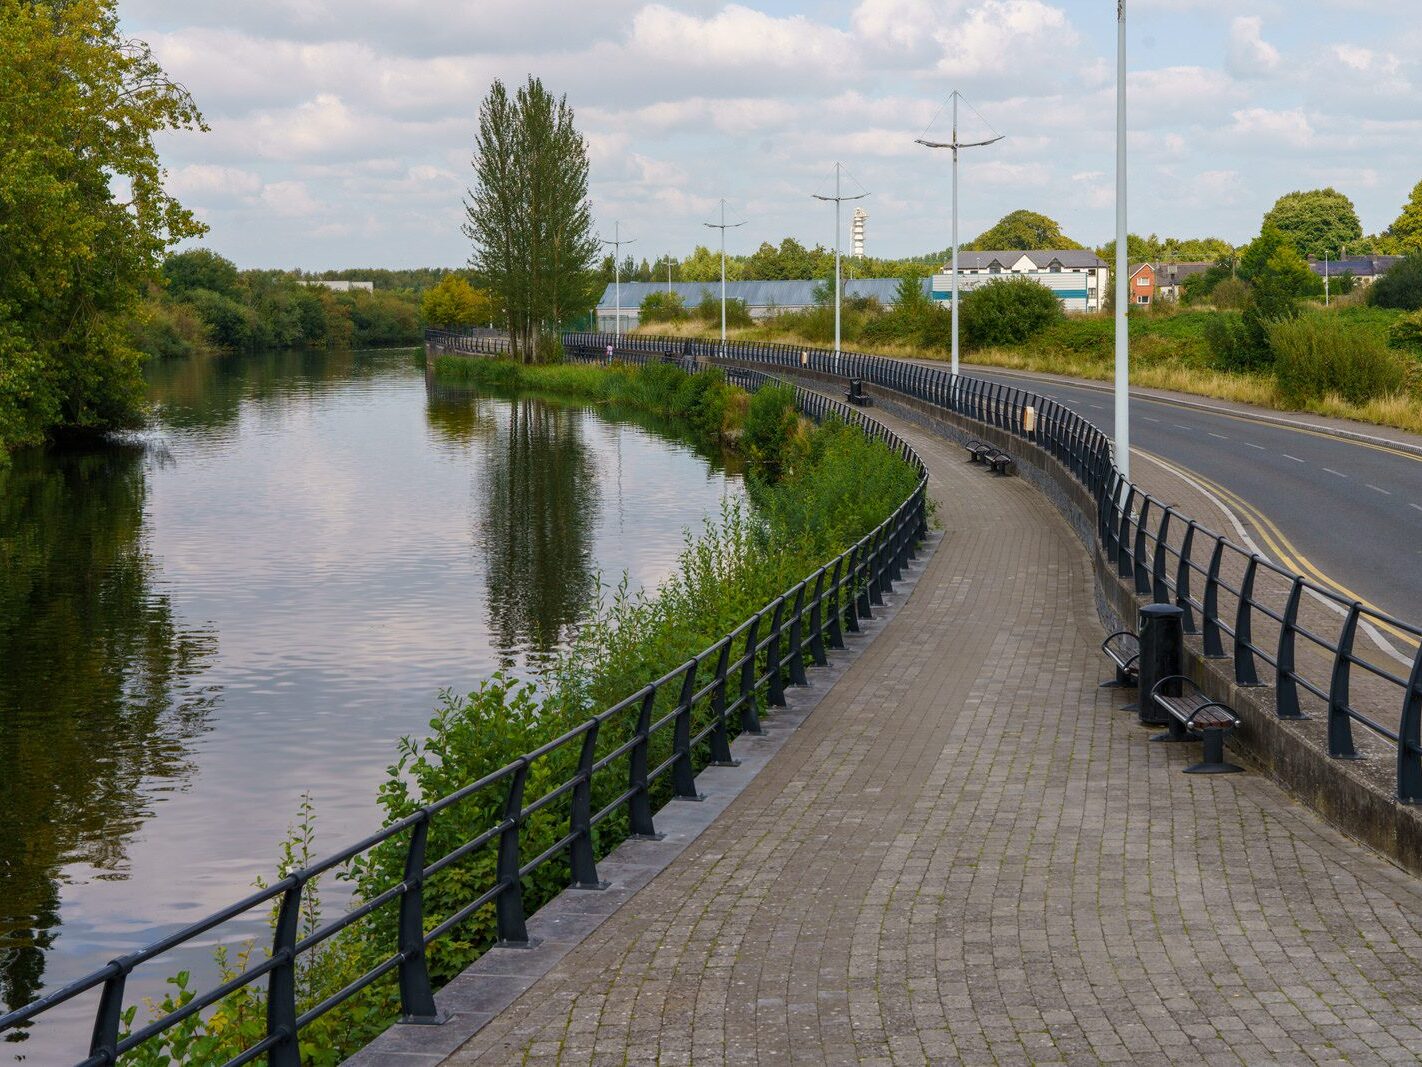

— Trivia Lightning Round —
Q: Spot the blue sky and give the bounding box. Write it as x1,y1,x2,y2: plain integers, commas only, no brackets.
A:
121,0,1422,269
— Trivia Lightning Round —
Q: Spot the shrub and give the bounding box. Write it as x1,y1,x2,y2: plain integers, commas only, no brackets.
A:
695,293,753,328
1209,278,1250,310
1269,314,1406,406
639,290,689,324
1204,312,1255,371
959,277,1063,348
1371,254,1422,311
741,382,806,481
1387,309,1422,353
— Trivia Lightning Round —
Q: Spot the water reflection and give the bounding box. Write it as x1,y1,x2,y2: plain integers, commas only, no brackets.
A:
482,399,599,666
0,447,215,1017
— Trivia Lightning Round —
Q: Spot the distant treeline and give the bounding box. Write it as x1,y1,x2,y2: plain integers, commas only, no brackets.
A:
127,251,467,358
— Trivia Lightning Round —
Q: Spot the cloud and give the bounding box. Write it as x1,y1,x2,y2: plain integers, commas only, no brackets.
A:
1226,16,1281,79
1226,107,1313,148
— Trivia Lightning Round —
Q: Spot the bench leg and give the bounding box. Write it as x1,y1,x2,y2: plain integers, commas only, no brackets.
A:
1151,715,1194,744
1099,666,1136,689
1185,728,1243,774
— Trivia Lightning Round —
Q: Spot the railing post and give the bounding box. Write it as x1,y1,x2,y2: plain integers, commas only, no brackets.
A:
266,879,303,1067
626,689,662,835
1274,578,1307,721
495,761,531,943
397,813,444,1022
1151,508,1173,604
1398,644,1422,802
826,558,846,648
1234,555,1263,686
708,643,738,766
1117,486,1136,579
1175,520,1198,633
869,530,887,603
569,722,607,887
786,585,809,686
739,618,764,734
1328,605,1363,759
1132,498,1152,595
672,661,703,799
807,570,828,666
766,599,788,706
1201,538,1227,658
87,964,129,1065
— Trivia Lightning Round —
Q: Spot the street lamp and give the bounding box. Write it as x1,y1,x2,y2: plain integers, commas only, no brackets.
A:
811,162,868,367
703,199,746,349
916,90,1004,378
599,222,635,343
1113,0,1131,481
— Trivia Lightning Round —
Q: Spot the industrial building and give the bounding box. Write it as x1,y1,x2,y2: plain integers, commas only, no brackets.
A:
594,278,925,333
931,250,1110,312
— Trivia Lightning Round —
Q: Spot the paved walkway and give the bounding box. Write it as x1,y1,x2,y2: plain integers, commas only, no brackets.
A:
444,406,1422,1065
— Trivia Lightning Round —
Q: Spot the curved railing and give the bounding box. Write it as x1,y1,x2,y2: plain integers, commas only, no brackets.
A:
0,336,927,1064
565,330,1422,803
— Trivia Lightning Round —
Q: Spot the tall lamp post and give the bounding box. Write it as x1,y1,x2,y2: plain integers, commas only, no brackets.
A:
916,90,1003,378
599,221,635,342
811,162,868,367
703,199,746,349
1113,0,1131,481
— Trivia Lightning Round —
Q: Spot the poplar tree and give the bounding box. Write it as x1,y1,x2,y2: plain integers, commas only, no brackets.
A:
464,78,599,363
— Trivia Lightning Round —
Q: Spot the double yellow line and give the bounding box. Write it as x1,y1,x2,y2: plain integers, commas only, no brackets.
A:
1136,448,1419,651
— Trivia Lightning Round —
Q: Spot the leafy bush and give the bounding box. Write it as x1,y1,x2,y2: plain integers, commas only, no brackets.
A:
695,293,753,328
741,383,806,481
1269,314,1406,405
1387,309,1422,353
1371,255,1422,311
1210,278,1251,310
959,276,1063,348
639,290,689,323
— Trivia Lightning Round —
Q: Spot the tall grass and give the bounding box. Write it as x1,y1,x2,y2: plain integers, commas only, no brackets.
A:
1269,315,1408,407
121,358,920,1064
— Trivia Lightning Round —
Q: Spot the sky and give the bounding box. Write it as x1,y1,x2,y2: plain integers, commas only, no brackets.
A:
120,0,1422,270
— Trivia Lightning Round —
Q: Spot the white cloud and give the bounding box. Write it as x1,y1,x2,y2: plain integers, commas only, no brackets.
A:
1226,16,1281,79
1227,107,1313,148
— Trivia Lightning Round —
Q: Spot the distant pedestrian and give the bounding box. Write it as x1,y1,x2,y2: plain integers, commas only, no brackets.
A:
801,350,809,367
605,342,614,365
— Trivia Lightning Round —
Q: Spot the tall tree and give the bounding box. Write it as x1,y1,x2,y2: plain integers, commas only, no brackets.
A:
464,77,599,363
1389,180,1422,254
0,0,206,453
1262,188,1363,259
964,210,1084,251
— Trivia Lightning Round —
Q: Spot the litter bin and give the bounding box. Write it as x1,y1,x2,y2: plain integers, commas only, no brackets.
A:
1136,603,1184,727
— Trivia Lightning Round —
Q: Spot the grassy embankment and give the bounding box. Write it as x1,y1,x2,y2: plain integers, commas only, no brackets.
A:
636,305,1422,436
123,356,921,1065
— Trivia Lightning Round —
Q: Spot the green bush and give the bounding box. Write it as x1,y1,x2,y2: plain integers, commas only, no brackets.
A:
639,290,689,323
1371,255,1422,311
695,293,752,328
1387,309,1422,353
1269,314,1406,405
959,277,1063,348
1210,278,1251,310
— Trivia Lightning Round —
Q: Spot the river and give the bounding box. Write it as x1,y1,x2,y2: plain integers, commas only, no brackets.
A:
0,347,742,1056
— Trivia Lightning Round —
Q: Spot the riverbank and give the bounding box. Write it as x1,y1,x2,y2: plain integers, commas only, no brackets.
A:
634,305,1422,436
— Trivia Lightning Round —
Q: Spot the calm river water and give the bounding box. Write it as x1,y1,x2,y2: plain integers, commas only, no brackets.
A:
0,347,742,1055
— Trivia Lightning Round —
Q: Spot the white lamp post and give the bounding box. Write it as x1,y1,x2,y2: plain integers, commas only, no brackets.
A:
811,162,868,366
599,221,635,342
703,199,746,349
916,90,1004,378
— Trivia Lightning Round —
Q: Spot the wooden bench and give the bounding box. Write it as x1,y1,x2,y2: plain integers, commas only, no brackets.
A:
965,441,1016,476
1099,630,1140,689
988,451,1015,476
965,440,994,464
845,379,872,406
1148,675,1243,774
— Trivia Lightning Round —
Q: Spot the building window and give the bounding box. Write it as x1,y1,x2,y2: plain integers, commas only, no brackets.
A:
1137,276,1150,287
989,265,1001,274
1136,295,1149,304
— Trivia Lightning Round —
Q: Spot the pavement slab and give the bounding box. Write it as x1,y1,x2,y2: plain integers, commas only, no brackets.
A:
435,403,1422,1066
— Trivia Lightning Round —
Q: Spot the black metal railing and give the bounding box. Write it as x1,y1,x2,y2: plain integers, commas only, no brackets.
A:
563,329,1422,804
1,336,928,1064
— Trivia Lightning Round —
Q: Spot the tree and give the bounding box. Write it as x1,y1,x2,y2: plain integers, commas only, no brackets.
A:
1261,188,1363,260
0,0,206,453
421,275,492,328
1238,224,1319,297
464,77,599,363
1389,180,1422,254
1370,255,1422,312
959,277,1063,348
964,210,1084,251
163,249,240,297
638,291,688,324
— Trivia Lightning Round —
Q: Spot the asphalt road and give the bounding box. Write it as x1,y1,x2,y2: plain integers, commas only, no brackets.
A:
962,365,1422,625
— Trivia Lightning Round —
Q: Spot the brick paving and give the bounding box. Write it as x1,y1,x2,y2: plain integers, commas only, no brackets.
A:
443,406,1422,1066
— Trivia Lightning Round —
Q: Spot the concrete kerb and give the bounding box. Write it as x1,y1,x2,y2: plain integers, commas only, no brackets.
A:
803,366,1422,880
344,530,943,1066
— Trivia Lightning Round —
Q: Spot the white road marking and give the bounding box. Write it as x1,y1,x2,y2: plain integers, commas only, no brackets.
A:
1282,454,1304,463
1367,484,1392,496
1411,503,1422,513
1245,442,1265,450
1322,468,1347,478
1173,423,1191,430
1144,416,1160,423
1208,432,1229,440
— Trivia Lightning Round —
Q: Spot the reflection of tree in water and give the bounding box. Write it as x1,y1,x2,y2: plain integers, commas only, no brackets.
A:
0,447,215,1024
481,398,598,667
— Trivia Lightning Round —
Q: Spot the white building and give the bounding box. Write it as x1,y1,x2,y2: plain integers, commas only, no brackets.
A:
302,279,375,293
851,208,868,259
932,250,1110,312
